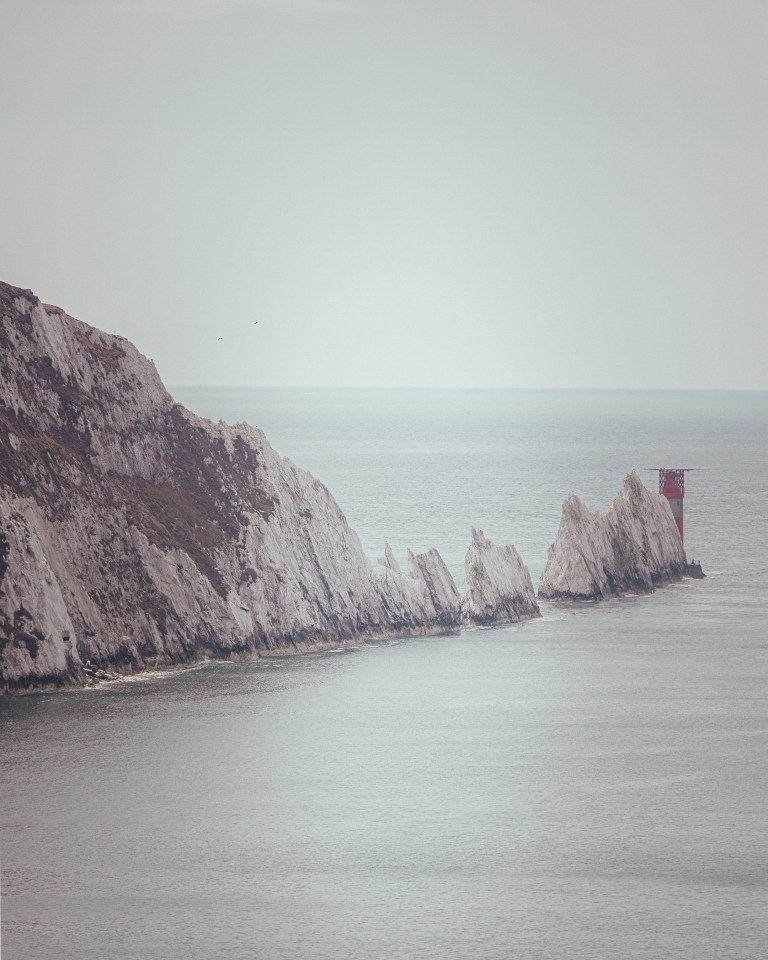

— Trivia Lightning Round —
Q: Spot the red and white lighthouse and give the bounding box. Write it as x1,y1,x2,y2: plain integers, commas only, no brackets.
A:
654,468,694,541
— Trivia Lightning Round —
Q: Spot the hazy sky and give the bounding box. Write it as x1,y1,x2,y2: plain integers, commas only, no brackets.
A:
2,1,767,388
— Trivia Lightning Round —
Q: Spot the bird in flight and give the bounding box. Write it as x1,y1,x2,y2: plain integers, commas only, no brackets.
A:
217,337,223,341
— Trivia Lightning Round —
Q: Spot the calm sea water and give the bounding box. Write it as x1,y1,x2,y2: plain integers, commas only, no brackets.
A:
2,389,767,960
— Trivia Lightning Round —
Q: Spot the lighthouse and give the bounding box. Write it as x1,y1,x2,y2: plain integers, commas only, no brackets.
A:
652,468,694,542
652,468,705,577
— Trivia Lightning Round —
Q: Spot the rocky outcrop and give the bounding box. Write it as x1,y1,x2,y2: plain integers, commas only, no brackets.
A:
373,543,462,633
1,282,465,692
461,528,540,625
538,471,688,601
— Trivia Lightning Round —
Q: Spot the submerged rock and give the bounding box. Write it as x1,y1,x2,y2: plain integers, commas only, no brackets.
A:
461,528,540,626
0,282,462,692
538,471,688,601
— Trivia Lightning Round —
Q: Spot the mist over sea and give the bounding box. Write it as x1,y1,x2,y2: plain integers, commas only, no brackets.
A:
2,389,767,960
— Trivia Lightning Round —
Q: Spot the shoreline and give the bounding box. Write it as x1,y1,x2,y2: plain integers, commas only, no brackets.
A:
1,614,554,696
1,574,701,697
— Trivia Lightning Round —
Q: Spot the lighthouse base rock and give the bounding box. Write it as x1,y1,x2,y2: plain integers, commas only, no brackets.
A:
538,472,689,601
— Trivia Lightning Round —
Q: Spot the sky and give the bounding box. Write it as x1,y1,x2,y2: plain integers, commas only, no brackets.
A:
2,0,767,388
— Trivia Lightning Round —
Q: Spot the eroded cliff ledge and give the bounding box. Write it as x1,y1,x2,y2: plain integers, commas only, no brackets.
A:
538,471,688,601
0,282,538,692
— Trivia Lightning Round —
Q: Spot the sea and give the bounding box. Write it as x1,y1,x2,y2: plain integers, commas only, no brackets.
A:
1,388,767,960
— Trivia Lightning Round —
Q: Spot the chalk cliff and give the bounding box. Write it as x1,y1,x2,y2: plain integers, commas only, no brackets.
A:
538,471,688,601
461,528,540,625
373,542,462,633
1,282,468,691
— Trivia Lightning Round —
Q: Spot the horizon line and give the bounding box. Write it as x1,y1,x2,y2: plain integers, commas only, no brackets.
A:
169,384,768,392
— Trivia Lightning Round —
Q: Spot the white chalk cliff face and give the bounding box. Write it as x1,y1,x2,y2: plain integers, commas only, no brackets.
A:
1,283,472,691
538,471,688,601
372,542,461,632
461,529,540,625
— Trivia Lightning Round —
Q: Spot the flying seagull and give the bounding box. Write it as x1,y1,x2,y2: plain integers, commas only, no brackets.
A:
217,337,223,340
